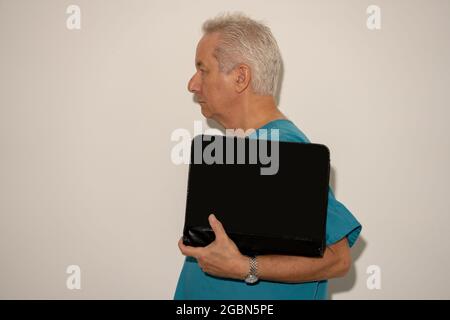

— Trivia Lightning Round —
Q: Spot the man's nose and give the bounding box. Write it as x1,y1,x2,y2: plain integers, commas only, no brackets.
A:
188,73,200,93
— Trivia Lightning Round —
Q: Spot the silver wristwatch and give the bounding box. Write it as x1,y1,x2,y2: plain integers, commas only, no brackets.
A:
244,256,259,284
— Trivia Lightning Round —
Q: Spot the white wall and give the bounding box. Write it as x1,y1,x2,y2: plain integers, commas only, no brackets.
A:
1,0,449,299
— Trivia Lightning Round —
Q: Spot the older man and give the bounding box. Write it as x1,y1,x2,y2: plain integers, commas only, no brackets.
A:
174,13,362,300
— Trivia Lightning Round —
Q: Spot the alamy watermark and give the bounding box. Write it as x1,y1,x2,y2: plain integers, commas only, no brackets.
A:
366,5,381,30
66,5,81,30
170,121,280,175
366,265,381,290
66,265,81,290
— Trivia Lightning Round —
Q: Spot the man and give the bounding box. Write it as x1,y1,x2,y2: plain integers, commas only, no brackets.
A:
174,13,362,299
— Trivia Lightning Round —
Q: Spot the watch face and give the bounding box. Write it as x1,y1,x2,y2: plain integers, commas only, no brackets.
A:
245,274,258,284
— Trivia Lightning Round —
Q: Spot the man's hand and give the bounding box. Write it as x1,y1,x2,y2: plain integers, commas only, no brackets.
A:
178,214,248,280
178,213,352,283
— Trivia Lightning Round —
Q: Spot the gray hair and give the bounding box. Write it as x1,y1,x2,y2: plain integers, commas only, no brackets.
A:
202,12,282,97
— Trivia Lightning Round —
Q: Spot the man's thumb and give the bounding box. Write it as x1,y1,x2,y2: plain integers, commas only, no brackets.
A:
209,214,225,239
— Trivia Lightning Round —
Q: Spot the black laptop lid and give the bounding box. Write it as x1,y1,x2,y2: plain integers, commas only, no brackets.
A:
182,134,330,257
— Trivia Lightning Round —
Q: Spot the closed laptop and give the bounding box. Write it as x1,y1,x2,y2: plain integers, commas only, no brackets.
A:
182,134,330,257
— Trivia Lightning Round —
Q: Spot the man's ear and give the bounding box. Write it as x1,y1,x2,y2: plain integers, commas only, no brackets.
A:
234,64,251,93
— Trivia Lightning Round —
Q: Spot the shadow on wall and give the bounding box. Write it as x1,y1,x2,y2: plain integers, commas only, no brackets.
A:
329,236,367,299
329,166,367,299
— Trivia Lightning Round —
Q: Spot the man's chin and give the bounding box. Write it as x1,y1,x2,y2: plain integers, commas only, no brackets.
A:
199,107,212,119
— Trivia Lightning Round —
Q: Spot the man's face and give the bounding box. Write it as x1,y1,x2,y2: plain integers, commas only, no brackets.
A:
188,33,235,120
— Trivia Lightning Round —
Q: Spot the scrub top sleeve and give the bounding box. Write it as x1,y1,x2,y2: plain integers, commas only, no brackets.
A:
325,187,362,247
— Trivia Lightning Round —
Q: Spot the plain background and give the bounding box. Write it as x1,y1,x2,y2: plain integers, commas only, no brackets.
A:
1,0,449,299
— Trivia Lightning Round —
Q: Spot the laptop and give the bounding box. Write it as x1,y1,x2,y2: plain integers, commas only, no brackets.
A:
182,134,330,257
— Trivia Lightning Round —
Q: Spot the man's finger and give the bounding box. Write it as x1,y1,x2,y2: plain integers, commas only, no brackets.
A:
178,238,203,258
209,213,227,241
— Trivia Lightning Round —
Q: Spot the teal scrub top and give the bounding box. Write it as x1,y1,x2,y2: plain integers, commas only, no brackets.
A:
174,119,362,300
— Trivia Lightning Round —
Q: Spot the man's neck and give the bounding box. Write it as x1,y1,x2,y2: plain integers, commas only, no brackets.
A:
220,95,287,132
